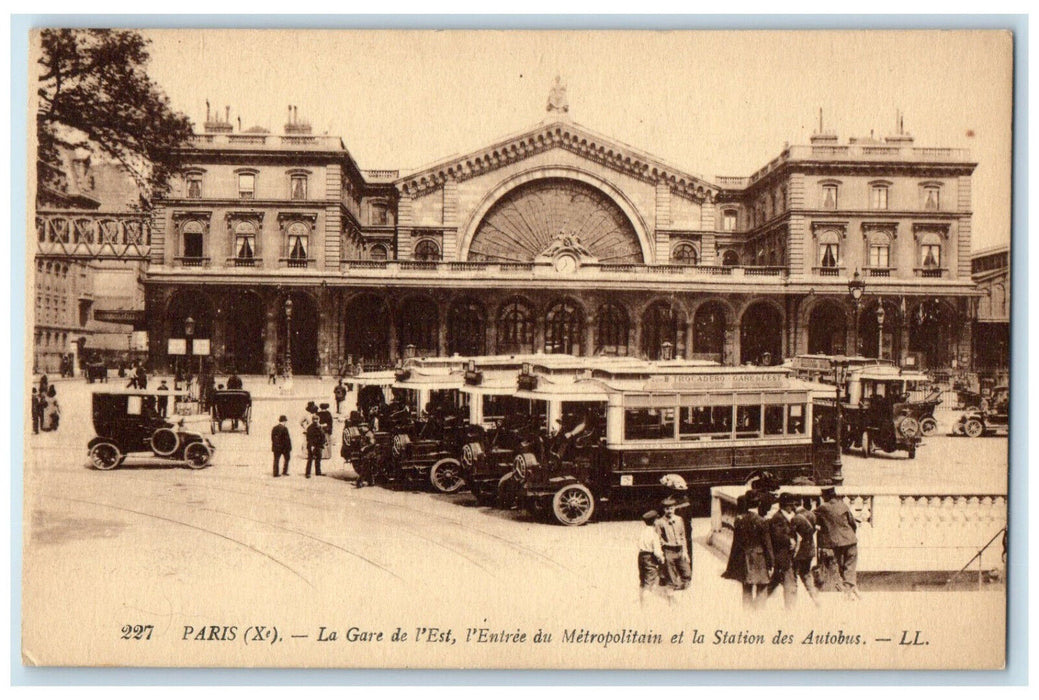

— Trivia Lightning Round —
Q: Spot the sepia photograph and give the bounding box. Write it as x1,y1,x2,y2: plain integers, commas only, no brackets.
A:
20,26,1013,670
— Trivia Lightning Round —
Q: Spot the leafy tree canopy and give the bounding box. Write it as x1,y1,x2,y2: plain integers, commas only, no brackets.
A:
37,28,194,207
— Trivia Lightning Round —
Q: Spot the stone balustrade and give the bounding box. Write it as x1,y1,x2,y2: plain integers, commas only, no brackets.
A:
709,485,1007,574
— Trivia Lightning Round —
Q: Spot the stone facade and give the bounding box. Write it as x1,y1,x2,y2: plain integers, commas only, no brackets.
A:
144,106,980,377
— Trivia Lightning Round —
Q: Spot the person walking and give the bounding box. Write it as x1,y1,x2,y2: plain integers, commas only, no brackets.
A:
156,381,170,418
722,492,772,609
317,403,335,459
43,385,61,432
30,388,41,434
815,486,860,599
637,510,665,605
300,401,319,458
304,415,326,478
39,374,49,396
660,474,694,570
333,380,347,414
126,363,139,389
792,499,821,606
764,492,800,610
136,363,148,390
655,497,692,591
271,415,292,477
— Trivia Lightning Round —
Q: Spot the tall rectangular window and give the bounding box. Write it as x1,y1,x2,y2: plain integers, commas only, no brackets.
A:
722,211,737,231
871,185,889,210
923,186,940,210
822,184,838,209
921,243,942,268
238,173,255,200
186,174,202,199
819,243,839,268
869,244,890,268
290,174,307,200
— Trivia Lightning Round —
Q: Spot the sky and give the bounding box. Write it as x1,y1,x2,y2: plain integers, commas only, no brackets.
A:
141,29,1013,250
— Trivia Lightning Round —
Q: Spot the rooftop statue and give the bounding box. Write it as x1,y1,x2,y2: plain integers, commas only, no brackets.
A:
547,76,569,114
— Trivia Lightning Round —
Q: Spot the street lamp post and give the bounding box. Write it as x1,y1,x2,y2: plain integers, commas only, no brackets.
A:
876,304,886,360
184,316,198,399
848,269,866,355
831,359,847,485
284,298,293,381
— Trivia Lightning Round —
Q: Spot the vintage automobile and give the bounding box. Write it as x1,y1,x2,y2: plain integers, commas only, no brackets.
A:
905,386,943,437
83,361,109,384
508,366,836,525
87,389,215,470
838,366,930,458
209,389,252,434
955,385,1009,438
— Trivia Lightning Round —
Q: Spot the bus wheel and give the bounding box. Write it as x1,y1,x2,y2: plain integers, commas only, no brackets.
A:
551,484,595,526
430,458,465,493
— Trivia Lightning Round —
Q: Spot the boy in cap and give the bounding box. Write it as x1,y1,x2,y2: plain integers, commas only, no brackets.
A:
815,486,860,599
637,510,665,604
656,498,692,591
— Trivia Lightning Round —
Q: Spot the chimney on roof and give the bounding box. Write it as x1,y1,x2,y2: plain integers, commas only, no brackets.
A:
203,99,233,133
884,108,915,145
285,105,312,135
809,108,838,145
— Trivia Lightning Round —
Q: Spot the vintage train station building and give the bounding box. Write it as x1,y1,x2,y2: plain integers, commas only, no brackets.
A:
142,90,980,376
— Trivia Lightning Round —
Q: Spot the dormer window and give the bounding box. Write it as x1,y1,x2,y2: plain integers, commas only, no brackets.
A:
870,183,890,210
290,174,308,201
238,172,255,200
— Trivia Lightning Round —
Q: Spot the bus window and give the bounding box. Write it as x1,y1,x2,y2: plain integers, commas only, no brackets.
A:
787,404,806,434
624,407,675,440
736,405,762,438
679,406,732,440
764,404,785,435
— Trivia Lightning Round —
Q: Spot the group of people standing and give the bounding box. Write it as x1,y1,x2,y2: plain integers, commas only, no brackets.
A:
270,398,337,479
637,475,695,603
722,485,860,610
30,375,60,434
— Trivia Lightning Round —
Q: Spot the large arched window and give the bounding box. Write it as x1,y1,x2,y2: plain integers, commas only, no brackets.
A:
544,300,584,355
497,300,534,354
641,300,685,359
596,304,629,356
447,299,486,356
671,242,698,266
398,296,439,356
414,239,441,262
369,244,388,261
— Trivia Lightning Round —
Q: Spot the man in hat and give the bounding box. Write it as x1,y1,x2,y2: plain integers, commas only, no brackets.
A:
156,380,170,418
655,498,692,591
660,473,694,561
317,403,335,460
333,380,347,414
765,492,800,609
722,491,772,609
271,415,292,477
30,387,41,434
637,510,665,604
791,497,821,606
815,486,859,598
305,414,326,478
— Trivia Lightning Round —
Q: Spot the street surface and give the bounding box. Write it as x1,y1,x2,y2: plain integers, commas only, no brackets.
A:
21,376,1008,668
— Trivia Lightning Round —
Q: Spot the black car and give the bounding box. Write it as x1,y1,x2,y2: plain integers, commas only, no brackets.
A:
87,390,215,470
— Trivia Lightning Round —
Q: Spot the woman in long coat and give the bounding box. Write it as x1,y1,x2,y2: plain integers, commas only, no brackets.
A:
43,385,61,431
722,491,772,609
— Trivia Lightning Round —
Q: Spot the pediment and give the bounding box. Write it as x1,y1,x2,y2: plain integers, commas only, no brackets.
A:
396,119,719,203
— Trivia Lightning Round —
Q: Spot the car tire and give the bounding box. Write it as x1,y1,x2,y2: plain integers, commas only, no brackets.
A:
964,418,985,439
551,484,595,526
184,442,211,469
89,442,122,471
430,458,465,493
920,417,938,436
150,428,180,457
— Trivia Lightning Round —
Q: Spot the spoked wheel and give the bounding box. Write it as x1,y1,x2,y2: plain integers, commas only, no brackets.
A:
183,442,212,469
150,428,180,457
920,417,938,436
551,484,595,526
963,418,985,438
430,458,465,493
89,442,122,471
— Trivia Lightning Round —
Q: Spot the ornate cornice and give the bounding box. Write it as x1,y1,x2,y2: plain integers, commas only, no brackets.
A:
396,120,719,203
861,221,898,240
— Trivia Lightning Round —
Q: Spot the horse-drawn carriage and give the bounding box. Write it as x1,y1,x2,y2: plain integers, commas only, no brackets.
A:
209,389,252,434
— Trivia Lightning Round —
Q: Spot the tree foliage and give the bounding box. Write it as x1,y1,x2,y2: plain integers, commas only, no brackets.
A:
37,28,194,206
